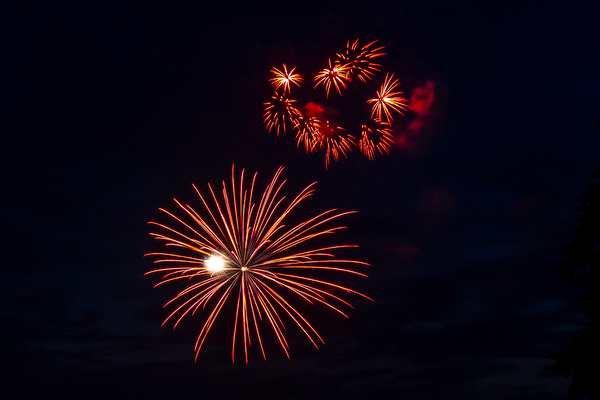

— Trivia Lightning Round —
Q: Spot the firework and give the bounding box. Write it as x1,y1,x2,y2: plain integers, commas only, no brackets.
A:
294,115,321,152
269,64,303,94
264,38,408,166
337,39,386,84
314,58,352,97
314,121,356,169
295,115,356,168
263,92,302,136
367,72,408,123
145,166,370,363
359,124,394,160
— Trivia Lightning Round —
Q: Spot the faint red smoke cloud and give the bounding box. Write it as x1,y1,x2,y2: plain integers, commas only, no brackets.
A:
304,102,339,121
396,81,435,148
409,81,435,115
304,102,325,117
419,186,455,214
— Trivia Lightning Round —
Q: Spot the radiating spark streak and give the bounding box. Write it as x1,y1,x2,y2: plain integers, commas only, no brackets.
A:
314,58,352,97
171,278,230,329
359,124,395,160
193,277,238,361
146,166,370,362
252,274,324,348
367,72,408,123
269,64,303,94
246,277,266,359
251,269,352,317
258,204,342,257
275,273,373,300
249,276,291,357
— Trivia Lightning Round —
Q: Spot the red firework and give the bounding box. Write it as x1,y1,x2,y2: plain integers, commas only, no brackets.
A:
263,92,301,136
337,39,386,84
367,72,408,123
269,64,303,94
145,166,370,362
314,58,352,98
264,38,408,167
294,115,321,153
359,124,394,160
313,121,356,169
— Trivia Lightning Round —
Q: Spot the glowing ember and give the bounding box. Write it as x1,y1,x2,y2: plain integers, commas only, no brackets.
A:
205,255,225,273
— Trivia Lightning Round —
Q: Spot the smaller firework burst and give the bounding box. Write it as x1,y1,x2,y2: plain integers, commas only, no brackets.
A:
367,72,408,124
314,59,352,98
294,115,321,153
269,64,303,94
263,92,302,136
359,123,394,160
264,38,409,167
314,121,356,169
337,39,386,84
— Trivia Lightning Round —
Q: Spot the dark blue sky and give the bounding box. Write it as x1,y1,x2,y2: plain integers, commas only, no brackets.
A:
2,0,599,398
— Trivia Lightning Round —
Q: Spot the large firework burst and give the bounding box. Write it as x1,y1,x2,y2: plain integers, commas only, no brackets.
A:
263,38,407,167
145,166,370,363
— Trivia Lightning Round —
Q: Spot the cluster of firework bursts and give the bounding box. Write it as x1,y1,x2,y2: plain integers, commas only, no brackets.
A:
144,39,399,363
264,39,408,167
146,166,370,362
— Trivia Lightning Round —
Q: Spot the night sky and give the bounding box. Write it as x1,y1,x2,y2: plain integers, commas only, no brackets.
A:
3,0,600,399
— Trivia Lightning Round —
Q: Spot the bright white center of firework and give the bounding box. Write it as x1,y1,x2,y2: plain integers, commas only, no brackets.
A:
205,256,225,272
241,267,247,271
